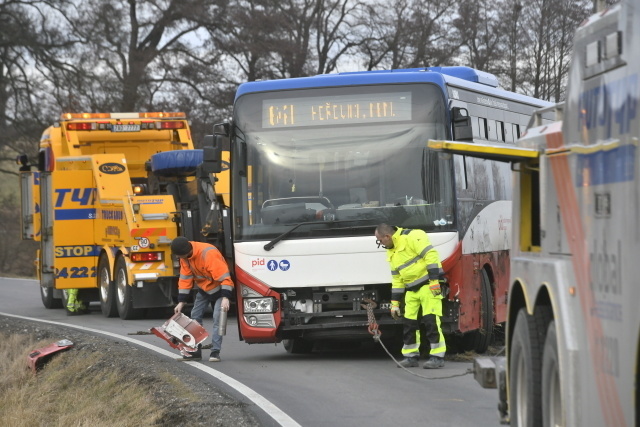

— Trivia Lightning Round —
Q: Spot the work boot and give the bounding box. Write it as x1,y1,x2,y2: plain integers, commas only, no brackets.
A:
423,356,445,369
209,351,221,362
177,345,202,361
397,357,419,368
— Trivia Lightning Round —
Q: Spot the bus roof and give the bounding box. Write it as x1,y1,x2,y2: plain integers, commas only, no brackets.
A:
235,66,551,108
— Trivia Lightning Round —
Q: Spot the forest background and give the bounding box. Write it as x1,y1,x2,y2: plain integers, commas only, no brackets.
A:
0,0,614,275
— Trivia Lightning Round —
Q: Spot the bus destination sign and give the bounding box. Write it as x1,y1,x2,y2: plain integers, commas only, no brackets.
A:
262,92,412,128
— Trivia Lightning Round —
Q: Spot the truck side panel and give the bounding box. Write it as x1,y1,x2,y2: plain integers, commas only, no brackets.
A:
50,160,97,289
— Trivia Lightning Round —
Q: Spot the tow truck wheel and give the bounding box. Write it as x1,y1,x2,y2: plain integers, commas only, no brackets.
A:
283,338,313,354
115,256,143,320
509,307,552,427
98,255,118,318
542,321,563,427
40,286,62,309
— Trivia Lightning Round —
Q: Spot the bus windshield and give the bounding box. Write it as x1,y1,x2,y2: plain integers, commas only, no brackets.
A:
231,83,455,241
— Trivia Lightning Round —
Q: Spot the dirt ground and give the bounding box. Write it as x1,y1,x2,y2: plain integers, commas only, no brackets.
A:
0,315,261,427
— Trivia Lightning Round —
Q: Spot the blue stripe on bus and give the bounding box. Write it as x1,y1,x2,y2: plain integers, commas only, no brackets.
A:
576,144,635,186
54,208,96,220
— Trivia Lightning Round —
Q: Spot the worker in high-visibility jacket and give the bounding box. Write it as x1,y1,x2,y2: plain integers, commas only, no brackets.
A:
66,288,89,315
171,237,234,362
375,223,446,369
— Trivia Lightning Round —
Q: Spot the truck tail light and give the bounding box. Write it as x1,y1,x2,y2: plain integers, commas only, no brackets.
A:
156,121,185,130
130,252,163,262
67,122,95,131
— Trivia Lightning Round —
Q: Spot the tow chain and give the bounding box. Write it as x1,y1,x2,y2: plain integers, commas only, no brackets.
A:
362,298,382,340
362,298,472,380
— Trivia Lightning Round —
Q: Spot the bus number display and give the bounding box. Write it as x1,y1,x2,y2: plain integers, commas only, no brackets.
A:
263,92,412,128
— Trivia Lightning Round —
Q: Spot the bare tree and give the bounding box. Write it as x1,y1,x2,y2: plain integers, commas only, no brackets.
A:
312,0,366,74
35,0,220,114
454,0,504,74
358,0,461,70
518,0,590,99
358,0,412,70
497,0,525,92
210,0,284,83
410,0,461,67
548,0,591,101
269,0,319,77
0,0,79,175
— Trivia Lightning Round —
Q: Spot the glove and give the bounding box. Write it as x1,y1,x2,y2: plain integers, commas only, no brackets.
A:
390,301,401,320
429,280,442,297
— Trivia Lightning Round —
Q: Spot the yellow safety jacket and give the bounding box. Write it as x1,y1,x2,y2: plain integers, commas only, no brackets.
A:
386,227,443,303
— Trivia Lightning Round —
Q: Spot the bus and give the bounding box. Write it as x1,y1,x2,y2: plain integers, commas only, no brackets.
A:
430,1,640,424
210,66,551,353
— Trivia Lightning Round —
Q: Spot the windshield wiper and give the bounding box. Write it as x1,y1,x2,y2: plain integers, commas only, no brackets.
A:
263,219,372,251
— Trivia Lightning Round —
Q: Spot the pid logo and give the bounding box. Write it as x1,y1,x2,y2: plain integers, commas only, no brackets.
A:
252,258,291,271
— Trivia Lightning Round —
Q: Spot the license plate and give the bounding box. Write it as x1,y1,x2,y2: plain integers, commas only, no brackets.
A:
111,124,140,132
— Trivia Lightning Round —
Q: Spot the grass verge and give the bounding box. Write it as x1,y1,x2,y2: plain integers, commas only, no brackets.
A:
0,332,168,426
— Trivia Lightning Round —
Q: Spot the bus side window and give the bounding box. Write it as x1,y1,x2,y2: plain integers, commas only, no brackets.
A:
471,116,481,139
478,118,487,140
504,122,514,143
499,121,506,142
487,119,498,141
514,124,521,139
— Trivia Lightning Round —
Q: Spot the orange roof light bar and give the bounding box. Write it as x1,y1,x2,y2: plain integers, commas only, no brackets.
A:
140,112,186,119
62,113,111,120
60,112,187,120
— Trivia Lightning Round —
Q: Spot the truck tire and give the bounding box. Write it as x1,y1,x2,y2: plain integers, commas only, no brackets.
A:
40,285,62,309
509,306,552,427
283,338,313,354
98,255,118,318
542,321,563,427
115,256,143,320
61,289,69,312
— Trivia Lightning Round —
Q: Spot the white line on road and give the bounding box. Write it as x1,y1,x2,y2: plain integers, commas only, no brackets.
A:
0,311,301,427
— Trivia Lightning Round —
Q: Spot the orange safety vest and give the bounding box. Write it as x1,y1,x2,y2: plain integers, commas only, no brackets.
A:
177,242,234,302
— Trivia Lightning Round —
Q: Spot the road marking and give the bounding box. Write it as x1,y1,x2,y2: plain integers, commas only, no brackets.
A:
0,311,301,427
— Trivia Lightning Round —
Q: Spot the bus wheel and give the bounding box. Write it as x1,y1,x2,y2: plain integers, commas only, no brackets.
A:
98,255,118,318
115,256,143,320
40,286,62,309
542,321,563,427
283,338,313,354
464,269,494,353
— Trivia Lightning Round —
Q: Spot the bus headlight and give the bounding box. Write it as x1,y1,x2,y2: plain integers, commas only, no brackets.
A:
243,297,276,313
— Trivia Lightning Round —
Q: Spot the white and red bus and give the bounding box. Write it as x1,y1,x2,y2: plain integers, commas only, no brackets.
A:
210,66,551,353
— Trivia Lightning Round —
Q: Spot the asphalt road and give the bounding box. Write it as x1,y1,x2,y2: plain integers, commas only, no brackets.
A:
0,277,502,427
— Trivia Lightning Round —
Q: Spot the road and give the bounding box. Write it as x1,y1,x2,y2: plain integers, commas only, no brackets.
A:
0,277,502,427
